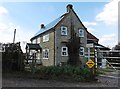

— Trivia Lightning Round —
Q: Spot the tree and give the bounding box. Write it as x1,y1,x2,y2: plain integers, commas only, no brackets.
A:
67,27,81,66
2,42,24,71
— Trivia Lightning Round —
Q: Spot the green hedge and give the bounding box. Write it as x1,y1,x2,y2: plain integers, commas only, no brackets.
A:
34,65,94,82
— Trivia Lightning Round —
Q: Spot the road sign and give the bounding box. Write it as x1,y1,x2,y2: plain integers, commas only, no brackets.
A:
86,59,95,68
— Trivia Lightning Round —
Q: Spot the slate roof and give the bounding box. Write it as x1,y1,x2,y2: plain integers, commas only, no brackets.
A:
87,32,99,41
31,13,67,40
26,43,41,50
94,43,110,50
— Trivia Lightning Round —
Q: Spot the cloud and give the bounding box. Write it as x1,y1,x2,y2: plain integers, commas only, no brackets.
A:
0,22,32,43
0,22,33,52
99,33,117,48
96,0,118,25
83,21,97,33
0,6,8,15
87,27,95,33
0,6,33,52
0,6,32,43
83,22,97,26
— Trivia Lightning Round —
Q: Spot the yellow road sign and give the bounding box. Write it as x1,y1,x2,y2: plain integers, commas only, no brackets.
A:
86,59,95,68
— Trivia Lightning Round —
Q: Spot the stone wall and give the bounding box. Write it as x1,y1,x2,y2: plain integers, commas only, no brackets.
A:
35,30,55,66
55,9,87,66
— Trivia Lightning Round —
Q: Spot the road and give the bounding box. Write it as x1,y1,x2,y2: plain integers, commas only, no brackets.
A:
2,71,119,87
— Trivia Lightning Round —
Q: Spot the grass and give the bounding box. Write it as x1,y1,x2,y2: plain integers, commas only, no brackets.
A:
96,68,116,75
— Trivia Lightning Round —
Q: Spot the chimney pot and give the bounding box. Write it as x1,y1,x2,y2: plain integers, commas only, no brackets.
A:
41,24,45,29
67,4,73,12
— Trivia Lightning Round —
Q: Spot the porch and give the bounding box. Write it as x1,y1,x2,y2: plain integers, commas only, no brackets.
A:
25,43,42,70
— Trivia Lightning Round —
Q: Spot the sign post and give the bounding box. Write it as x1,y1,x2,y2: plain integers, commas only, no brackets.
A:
86,59,95,80
86,43,96,79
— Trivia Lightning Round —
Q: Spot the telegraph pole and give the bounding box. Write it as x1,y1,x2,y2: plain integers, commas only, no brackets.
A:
13,29,16,43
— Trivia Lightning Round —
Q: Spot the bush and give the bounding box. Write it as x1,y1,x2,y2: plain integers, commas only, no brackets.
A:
35,65,94,82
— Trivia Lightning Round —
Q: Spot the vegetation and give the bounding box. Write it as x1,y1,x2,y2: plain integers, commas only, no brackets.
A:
2,42,24,72
33,65,95,82
96,68,115,75
67,24,81,66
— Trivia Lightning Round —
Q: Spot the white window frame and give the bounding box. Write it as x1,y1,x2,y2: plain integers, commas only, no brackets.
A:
43,34,49,42
32,39,37,44
37,37,40,44
43,49,49,59
80,47,84,56
61,47,68,56
61,26,68,35
79,29,84,37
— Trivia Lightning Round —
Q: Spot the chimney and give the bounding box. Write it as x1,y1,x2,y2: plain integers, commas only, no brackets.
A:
41,24,45,29
66,4,73,12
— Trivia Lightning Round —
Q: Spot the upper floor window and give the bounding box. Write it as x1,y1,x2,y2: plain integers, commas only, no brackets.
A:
79,29,84,37
37,37,40,44
80,47,84,56
61,47,68,56
43,49,49,59
32,39,37,44
43,34,49,42
61,26,67,35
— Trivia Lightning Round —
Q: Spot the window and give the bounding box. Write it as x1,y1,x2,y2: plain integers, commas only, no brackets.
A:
37,37,40,43
61,26,67,35
61,47,68,56
80,47,84,56
43,34,49,42
79,29,84,37
32,39,37,44
43,49,49,59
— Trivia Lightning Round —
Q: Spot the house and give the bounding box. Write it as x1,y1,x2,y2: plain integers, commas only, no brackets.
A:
26,4,109,67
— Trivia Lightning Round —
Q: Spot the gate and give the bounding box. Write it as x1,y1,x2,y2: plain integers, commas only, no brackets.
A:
97,50,120,70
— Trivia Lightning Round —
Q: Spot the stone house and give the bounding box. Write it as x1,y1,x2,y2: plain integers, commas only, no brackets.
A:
27,4,109,66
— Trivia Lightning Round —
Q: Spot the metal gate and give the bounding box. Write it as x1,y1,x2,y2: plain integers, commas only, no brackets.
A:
97,50,120,70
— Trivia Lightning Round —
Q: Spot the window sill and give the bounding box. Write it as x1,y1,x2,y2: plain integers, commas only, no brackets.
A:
43,41,49,43
79,36,84,38
61,34,67,36
43,58,49,60
61,55,68,57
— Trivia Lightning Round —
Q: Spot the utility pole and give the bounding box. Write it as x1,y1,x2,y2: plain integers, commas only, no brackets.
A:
13,29,16,43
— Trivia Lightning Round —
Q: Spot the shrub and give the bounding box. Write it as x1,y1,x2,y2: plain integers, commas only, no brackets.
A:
34,65,95,82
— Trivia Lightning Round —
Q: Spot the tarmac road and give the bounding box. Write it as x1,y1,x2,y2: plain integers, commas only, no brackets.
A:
2,71,119,87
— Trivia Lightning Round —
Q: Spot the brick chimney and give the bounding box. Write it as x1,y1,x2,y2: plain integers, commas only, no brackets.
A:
41,24,45,29
66,4,73,12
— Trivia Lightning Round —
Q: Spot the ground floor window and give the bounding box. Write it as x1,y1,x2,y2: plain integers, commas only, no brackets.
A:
43,49,49,59
61,47,68,56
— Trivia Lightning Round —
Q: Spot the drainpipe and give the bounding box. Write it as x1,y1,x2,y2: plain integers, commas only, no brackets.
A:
53,28,56,66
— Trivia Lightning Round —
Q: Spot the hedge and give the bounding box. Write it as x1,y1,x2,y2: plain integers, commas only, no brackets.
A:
33,65,94,82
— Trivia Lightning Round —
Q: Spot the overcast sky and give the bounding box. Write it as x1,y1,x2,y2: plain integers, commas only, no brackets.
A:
0,0,119,52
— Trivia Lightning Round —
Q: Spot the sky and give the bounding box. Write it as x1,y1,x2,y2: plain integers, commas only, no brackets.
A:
0,0,119,52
